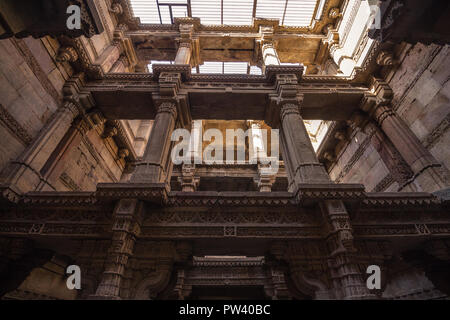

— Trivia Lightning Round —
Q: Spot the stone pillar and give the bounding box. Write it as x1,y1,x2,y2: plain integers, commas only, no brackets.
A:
92,199,143,299
262,42,280,67
373,104,449,191
259,25,280,69
248,120,268,164
320,200,376,300
38,115,96,190
131,102,178,183
365,121,413,190
0,99,80,194
133,120,153,157
188,120,202,164
174,43,191,65
279,101,330,191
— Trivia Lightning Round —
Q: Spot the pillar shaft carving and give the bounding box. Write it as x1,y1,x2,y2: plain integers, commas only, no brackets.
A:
0,98,82,194
365,121,413,188
320,200,376,300
93,199,143,299
131,102,178,184
175,23,195,65
373,104,449,191
279,100,330,192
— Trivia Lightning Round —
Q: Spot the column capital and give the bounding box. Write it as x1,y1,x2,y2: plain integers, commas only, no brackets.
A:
177,41,192,49
176,23,195,49
373,103,396,126
61,99,81,118
280,103,301,122
157,102,178,119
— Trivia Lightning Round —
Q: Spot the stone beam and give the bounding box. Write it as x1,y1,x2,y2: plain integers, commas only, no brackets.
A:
82,71,368,121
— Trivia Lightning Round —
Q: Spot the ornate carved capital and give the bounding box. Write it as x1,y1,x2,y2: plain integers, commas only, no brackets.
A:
157,102,178,119
373,104,396,126
280,103,301,122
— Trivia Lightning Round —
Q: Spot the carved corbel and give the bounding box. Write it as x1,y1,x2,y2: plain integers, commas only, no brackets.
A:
290,266,332,299
254,163,277,192
87,109,106,127
328,8,342,19
178,164,200,192
134,261,173,300
118,148,130,160
56,46,79,63
376,50,395,66
323,151,336,163
370,78,394,106
102,122,118,139
109,2,123,15
334,130,347,142
347,110,370,131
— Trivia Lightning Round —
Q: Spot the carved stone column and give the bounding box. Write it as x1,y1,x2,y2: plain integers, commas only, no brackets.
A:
262,42,280,67
175,23,194,65
373,104,449,191
320,200,376,300
0,98,80,195
133,120,153,157
175,42,192,65
91,199,143,299
280,101,330,191
365,121,413,190
188,120,203,164
131,102,178,183
248,120,267,164
39,109,104,190
259,25,280,68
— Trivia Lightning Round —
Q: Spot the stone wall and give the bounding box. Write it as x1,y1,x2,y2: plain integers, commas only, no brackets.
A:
0,38,63,171
328,43,450,193
0,34,134,191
